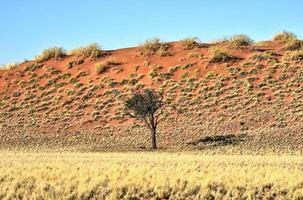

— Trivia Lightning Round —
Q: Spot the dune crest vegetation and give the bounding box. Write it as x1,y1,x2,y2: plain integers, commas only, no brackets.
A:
138,38,171,56
35,47,66,62
181,37,202,50
273,31,298,44
229,34,253,48
209,47,240,63
70,43,105,60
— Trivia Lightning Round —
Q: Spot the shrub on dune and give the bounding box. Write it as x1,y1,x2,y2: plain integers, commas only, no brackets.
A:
229,34,253,48
283,39,303,51
181,37,202,50
95,57,119,74
35,47,66,62
0,63,18,70
209,48,240,63
95,62,110,74
138,38,171,56
273,31,297,44
70,43,104,60
283,50,303,61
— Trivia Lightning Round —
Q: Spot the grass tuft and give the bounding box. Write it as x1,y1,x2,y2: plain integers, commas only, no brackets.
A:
95,57,119,74
35,47,66,62
187,52,203,58
229,34,253,48
250,50,278,61
0,63,18,70
181,37,201,50
209,48,240,63
70,43,104,59
283,50,303,61
283,39,303,51
138,38,171,56
273,31,297,44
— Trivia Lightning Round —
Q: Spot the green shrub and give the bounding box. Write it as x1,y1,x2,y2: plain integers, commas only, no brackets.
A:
69,78,79,84
65,89,75,96
35,47,66,62
66,59,84,69
169,66,181,73
250,51,278,61
181,37,201,50
70,43,104,59
75,82,83,88
273,31,297,44
209,48,239,63
138,38,171,56
134,65,139,71
13,92,21,97
182,72,189,79
229,34,253,48
205,71,216,79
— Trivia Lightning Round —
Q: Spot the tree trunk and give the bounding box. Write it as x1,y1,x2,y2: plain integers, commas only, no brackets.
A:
150,128,157,149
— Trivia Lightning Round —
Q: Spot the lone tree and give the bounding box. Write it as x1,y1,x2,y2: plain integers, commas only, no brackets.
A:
124,88,164,149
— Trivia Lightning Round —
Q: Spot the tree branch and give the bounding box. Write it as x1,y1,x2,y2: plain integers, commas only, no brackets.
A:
143,117,152,130
124,110,136,118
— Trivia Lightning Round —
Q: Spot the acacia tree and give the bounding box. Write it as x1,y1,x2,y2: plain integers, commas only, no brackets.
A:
124,88,164,149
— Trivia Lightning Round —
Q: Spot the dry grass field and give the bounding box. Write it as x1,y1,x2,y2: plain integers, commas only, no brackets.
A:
0,151,303,199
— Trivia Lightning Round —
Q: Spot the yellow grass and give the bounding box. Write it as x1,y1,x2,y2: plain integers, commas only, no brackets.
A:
95,57,119,74
35,47,66,62
138,38,171,56
70,43,104,59
0,151,302,199
181,37,201,50
229,34,253,48
0,63,18,70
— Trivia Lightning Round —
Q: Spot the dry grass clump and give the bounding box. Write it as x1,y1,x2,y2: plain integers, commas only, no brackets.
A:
35,47,66,62
70,43,104,59
95,62,110,74
283,39,303,51
0,63,18,70
181,37,201,50
0,152,302,199
138,38,171,56
283,50,303,61
250,50,278,61
209,48,240,63
229,34,253,48
187,52,203,58
95,57,119,74
273,31,297,44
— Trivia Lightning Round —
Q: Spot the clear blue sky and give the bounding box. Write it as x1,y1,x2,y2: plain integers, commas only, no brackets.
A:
1,0,302,65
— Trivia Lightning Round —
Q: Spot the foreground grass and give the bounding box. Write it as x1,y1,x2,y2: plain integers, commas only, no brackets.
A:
0,151,303,199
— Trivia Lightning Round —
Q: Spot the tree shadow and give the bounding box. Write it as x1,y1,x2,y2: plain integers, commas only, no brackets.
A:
187,133,248,147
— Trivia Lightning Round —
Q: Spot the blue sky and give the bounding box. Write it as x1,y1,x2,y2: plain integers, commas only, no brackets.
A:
0,0,302,65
